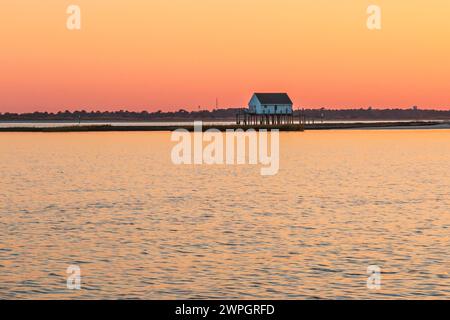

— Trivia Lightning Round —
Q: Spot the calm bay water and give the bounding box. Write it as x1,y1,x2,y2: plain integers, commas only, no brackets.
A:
0,130,449,299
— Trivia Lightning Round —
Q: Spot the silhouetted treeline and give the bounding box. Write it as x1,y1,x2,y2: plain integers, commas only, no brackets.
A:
1,107,449,122
298,107,450,121
0,109,238,122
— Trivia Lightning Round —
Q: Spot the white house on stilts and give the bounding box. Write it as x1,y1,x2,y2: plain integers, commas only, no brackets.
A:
236,93,299,126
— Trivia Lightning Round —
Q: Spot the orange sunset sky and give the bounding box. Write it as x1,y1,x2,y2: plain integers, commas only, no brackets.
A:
1,0,449,112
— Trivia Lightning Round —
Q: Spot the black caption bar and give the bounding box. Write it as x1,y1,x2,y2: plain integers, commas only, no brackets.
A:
1,300,446,319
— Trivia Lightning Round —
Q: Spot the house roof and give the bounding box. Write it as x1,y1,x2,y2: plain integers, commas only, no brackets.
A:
254,93,293,105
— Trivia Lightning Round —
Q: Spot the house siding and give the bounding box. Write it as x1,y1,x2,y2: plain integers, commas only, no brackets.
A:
248,94,293,115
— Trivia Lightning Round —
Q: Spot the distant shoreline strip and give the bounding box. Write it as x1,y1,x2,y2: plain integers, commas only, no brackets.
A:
0,121,448,132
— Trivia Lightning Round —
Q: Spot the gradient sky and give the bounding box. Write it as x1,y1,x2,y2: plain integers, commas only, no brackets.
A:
1,0,449,112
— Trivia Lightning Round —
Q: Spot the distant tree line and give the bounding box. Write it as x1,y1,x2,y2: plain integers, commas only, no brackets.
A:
298,107,450,121
1,107,449,122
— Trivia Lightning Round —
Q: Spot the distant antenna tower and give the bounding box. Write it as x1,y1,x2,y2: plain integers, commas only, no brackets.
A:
215,97,218,110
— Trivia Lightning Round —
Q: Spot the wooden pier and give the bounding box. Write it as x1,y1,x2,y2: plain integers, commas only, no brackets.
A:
236,110,306,130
